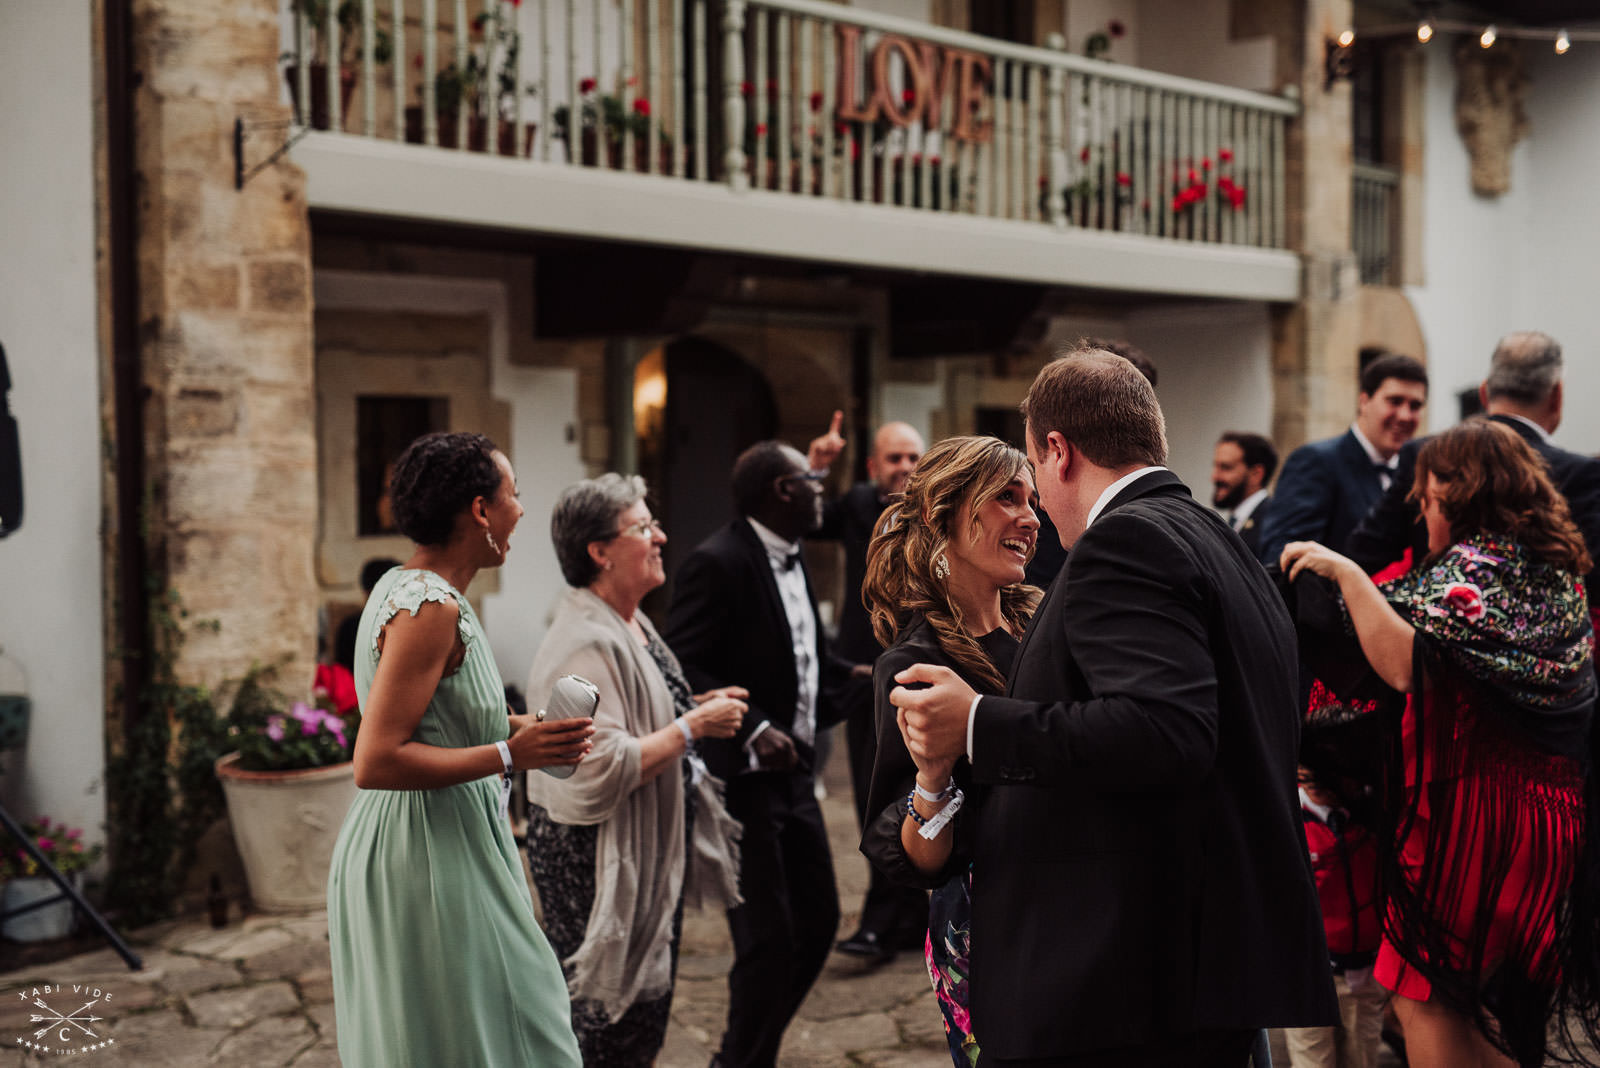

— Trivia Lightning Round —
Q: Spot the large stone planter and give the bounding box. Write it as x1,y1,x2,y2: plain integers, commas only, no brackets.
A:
1,875,79,942
215,753,357,913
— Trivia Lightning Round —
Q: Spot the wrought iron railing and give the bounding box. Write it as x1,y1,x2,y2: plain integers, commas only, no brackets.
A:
283,0,1297,249
1352,161,1399,284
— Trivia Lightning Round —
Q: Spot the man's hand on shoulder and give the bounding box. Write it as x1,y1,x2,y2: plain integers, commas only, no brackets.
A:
806,410,846,473
890,664,975,765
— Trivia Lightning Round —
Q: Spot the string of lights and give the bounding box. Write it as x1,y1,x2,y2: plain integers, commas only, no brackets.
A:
1326,16,1597,89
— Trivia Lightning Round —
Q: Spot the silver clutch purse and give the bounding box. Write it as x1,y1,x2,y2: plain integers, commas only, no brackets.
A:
538,674,599,779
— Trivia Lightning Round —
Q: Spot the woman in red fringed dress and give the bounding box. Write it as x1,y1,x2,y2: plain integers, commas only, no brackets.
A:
1282,419,1600,1068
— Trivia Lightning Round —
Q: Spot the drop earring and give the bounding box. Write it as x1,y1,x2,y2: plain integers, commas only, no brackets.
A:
485,529,501,555
934,554,950,580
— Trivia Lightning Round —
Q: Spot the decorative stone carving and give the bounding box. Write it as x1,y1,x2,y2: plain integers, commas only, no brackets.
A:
1453,40,1528,198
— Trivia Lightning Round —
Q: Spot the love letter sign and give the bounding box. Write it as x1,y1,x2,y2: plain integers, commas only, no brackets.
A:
834,27,993,143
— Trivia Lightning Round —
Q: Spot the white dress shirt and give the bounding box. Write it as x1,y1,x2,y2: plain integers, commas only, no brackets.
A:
1349,423,1398,491
1229,488,1270,532
747,518,818,753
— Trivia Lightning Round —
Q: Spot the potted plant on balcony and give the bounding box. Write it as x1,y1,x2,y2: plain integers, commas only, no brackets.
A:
404,7,535,156
552,79,668,171
282,0,394,131
0,818,103,942
214,668,359,913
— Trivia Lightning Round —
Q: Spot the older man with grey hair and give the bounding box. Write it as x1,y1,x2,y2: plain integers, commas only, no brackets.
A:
1347,330,1600,603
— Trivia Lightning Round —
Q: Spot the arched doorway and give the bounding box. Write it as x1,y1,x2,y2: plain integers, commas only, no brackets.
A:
636,336,777,613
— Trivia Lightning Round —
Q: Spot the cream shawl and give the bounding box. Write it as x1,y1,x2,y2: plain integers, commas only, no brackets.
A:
525,586,740,1021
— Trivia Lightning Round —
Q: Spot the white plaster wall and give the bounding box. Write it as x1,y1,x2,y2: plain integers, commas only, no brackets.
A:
1407,40,1600,454
0,4,107,845
1126,302,1275,498
1134,0,1275,93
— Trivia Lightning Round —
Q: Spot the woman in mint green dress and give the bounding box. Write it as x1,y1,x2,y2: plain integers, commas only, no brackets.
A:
328,431,595,1067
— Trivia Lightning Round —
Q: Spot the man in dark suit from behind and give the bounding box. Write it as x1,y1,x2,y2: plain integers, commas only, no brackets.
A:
890,349,1336,1066
665,440,849,1068
1346,331,1600,598
1257,353,1428,565
806,413,930,963
1211,431,1277,560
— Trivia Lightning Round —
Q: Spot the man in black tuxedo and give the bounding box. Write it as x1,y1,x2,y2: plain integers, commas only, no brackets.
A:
891,349,1336,1066
666,440,850,1068
1346,330,1600,594
1257,353,1428,564
807,413,929,963
1211,430,1277,559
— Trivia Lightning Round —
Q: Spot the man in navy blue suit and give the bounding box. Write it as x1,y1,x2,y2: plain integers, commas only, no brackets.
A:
1257,353,1428,565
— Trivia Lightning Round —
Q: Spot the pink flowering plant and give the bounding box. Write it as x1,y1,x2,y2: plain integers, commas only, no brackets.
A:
0,818,103,881
226,668,359,772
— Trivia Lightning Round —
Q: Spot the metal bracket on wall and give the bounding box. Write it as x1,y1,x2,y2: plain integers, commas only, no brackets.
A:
233,117,308,191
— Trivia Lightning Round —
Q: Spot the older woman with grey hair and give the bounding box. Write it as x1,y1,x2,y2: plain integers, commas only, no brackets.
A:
525,473,746,1065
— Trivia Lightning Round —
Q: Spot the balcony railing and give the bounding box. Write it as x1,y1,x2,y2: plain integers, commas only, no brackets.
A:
1352,161,1399,285
284,0,1297,250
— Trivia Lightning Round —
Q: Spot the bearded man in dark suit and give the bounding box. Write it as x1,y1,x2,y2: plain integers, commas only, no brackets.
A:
1348,331,1600,586
666,440,851,1068
1211,430,1277,560
889,349,1336,1066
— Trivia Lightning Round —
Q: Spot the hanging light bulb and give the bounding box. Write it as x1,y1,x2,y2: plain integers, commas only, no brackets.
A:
1417,19,1434,44
1338,28,1356,48
1555,29,1571,54
1480,25,1497,48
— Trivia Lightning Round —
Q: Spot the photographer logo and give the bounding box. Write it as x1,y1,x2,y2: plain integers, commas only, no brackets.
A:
10,983,115,1057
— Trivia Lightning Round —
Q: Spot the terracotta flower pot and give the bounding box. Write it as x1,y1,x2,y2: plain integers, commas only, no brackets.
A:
283,63,357,131
404,106,534,157
215,752,357,913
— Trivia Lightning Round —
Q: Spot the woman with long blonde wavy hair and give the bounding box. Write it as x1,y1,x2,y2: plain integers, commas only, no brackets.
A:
857,435,1041,1067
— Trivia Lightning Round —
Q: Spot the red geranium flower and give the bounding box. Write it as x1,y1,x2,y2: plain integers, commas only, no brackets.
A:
1187,168,1199,184
1202,157,1212,170
902,88,916,106
928,155,941,166
809,90,823,112
1079,146,1091,163
1116,171,1131,186
579,77,597,94
1228,186,1247,209
1219,146,1234,163
834,121,849,136
1171,195,1185,213
755,123,767,137
741,80,754,96
633,98,651,116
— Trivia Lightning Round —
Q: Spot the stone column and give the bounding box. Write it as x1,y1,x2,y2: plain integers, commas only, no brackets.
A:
1251,0,1362,453
134,0,318,689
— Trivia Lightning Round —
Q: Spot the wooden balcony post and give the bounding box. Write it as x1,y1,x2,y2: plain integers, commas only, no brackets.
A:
723,0,749,191
1044,32,1065,228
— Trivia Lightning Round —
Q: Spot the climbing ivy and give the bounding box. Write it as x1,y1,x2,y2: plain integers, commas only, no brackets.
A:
104,584,229,926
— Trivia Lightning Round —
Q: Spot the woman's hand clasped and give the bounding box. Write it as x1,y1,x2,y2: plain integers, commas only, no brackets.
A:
686,694,747,740
506,715,595,771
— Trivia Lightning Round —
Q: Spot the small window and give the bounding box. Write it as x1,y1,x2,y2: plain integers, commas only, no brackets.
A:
356,396,448,535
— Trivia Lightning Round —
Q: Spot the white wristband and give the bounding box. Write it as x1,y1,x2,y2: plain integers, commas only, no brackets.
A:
675,718,694,747
913,778,955,803
494,740,514,778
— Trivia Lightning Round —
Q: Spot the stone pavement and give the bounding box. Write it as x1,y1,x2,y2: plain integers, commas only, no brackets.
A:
0,742,952,1067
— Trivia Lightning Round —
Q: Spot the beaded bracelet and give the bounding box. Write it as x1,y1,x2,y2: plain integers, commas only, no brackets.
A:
904,792,929,826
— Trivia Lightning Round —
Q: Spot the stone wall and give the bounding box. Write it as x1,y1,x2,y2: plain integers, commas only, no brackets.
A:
134,0,319,689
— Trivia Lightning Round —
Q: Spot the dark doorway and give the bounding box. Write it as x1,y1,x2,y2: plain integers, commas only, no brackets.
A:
639,337,778,614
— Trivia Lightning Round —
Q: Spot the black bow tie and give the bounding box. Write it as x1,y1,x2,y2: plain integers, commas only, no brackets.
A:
780,552,801,571
1374,463,1394,478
